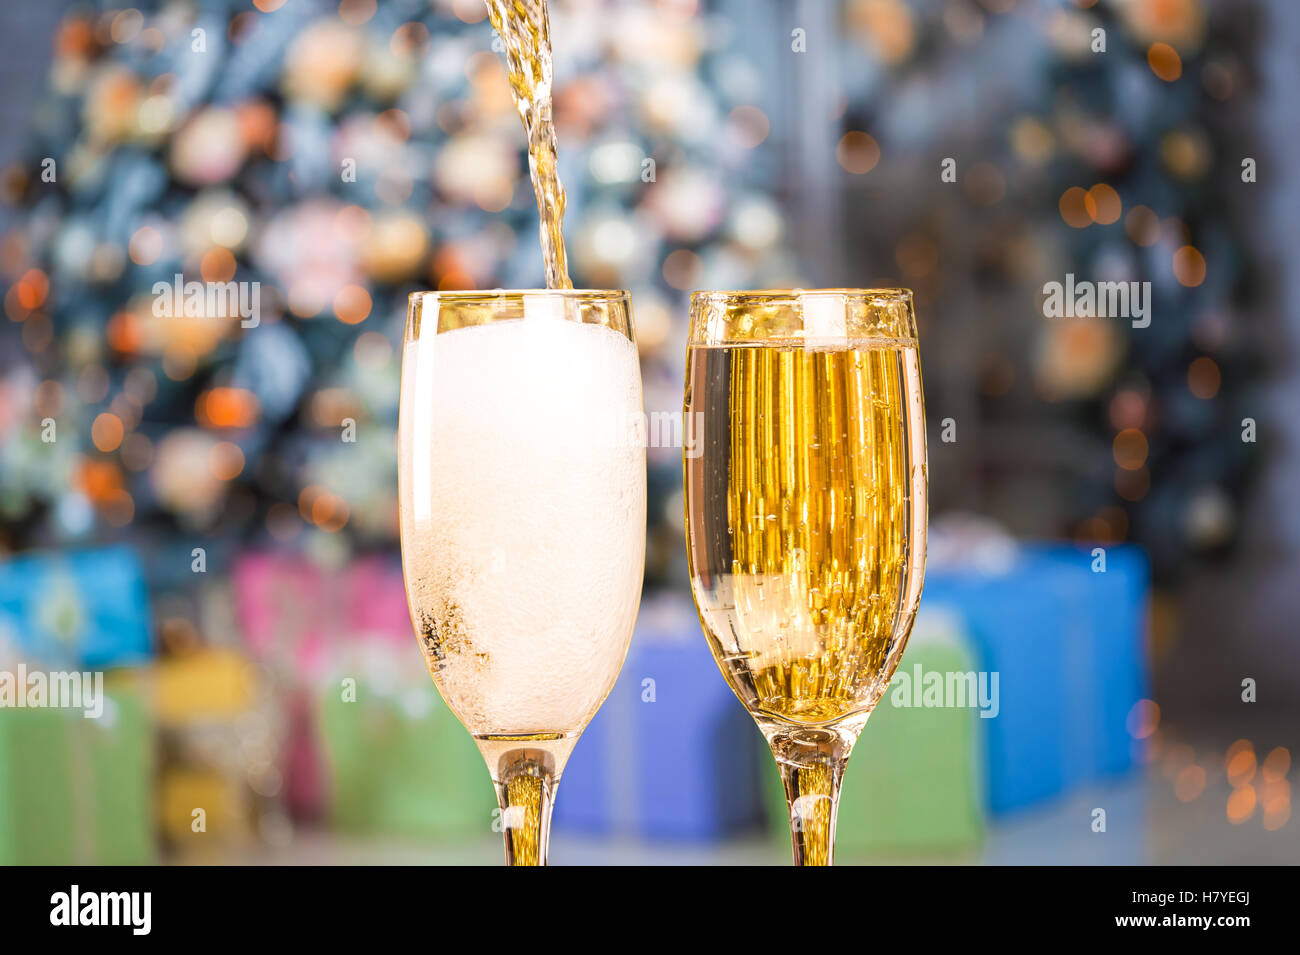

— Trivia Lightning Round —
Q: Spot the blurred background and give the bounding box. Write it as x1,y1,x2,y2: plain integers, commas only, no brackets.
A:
0,0,1296,864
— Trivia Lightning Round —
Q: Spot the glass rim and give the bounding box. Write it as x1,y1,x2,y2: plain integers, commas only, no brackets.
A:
406,288,635,343
690,287,912,305
409,288,630,305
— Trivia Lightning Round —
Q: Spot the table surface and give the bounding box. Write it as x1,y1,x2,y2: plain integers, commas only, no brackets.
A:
216,764,1296,866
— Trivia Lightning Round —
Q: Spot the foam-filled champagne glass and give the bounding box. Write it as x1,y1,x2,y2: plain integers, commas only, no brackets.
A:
399,290,645,865
683,289,927,865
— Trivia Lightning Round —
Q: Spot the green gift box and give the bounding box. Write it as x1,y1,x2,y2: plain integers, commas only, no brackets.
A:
0,681,154,865
765,608,985,858
318,673,495,840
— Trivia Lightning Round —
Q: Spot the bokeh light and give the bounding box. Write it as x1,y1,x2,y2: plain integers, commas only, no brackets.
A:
1173,245,1207,287
91,413,125,453
836,131,880,174
1113,429,1149,471
1085,183,1121,225
1187,356,1221,399
1058,187,1091,228
1148,43,1182,82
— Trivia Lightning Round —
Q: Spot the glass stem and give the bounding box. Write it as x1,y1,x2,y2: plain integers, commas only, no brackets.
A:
492,751,558,866
768,727,854,866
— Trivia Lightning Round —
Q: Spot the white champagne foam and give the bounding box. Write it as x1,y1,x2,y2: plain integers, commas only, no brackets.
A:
399,318,645,736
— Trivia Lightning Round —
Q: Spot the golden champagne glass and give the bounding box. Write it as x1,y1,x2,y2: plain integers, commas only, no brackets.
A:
683,289,928,865
398,290,645,865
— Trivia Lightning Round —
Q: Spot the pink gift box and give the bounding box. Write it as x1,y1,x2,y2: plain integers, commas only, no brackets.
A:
230,551,416,823
345,557,414,641
232,552,413,681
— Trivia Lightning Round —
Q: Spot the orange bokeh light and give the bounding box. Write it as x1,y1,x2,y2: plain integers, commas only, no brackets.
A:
1113,428,1149,470
200,246,237,283
14,269,49,311
1173,245,1207,287
1226,785,1256,824
1226,749,1257,787
1188,356,1221,399
1148,43,1182,82
91,413,125,453
1085,183,1122,225
334,284,373,325
1262,747,1291,782
836,131,880,175
210,441,245,481
1174,765,1206,802
197,387,260,429
1058,187,1091,229
310,491,350,532
106,311,142,354
77,458,124,502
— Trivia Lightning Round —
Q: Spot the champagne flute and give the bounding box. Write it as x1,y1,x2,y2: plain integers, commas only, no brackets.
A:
683,289,927,866
399,290,645,865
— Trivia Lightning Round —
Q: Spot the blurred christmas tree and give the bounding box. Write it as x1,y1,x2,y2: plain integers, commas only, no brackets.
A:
826,0,1265,584
1029,0,1265,582
0,0,1266,603
0,0,792,600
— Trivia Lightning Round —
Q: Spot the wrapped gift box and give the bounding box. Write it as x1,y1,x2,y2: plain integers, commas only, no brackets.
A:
231,553,415,821
553,595,766,840
762,607,986,856
89,686,155,864
154,647,258,724
158,767,255,855
345,557,414,640
1033,545,1149,782
0,682,153,864
231,552,336,678
316,649,495,840
232,553,412,678
924,542,1149,814
151,650,286,857
923,566,1069,814
0,546,152,668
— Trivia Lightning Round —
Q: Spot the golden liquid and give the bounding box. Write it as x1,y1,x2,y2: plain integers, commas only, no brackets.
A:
505,773,543,864
684,341,926,727
485,0,572,289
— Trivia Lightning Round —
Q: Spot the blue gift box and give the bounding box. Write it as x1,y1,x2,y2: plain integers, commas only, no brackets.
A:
924,543,1149,815
923,563,1069,814
1035,545,1149,782
553,595,765,840
0,546,153,668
